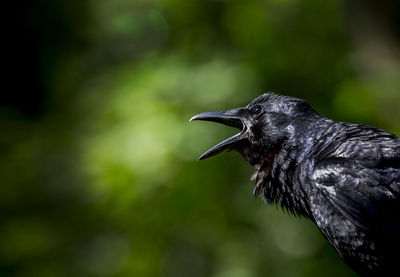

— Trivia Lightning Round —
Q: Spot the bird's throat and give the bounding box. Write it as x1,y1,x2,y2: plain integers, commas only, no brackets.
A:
247,144,312,218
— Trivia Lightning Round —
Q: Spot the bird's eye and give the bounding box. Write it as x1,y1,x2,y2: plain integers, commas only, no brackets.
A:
251,105,263,115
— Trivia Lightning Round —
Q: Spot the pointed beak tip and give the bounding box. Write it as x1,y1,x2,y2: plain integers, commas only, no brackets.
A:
189,114,200,123
197,155,206,161
190,108,246,161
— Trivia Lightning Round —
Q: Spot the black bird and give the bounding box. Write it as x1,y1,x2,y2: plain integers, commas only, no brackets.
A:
190,93,400,276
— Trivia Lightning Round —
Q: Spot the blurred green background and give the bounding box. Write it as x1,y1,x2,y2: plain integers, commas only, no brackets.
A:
1,0,400,276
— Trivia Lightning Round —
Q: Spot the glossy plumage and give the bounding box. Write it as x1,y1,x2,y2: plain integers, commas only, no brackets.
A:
191,93,400,276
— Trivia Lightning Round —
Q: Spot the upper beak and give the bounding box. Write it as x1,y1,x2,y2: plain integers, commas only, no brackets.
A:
190,108,246,160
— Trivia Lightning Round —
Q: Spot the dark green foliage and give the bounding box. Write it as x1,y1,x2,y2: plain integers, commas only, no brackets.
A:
1,0,399,276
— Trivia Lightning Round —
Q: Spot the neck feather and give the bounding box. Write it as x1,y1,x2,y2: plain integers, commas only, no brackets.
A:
251,141,314,217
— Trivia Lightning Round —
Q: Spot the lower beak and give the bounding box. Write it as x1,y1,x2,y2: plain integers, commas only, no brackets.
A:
190,109,246,160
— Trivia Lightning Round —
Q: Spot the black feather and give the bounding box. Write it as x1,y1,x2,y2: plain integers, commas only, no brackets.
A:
192,93,400,276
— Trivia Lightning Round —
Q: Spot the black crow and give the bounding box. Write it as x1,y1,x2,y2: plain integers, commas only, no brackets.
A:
190,93,400,276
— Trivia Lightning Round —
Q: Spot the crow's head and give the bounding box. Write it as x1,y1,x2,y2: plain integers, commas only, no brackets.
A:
190,93,316,167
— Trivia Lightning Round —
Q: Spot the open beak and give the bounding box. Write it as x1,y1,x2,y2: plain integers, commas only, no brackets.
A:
190,108,246,160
